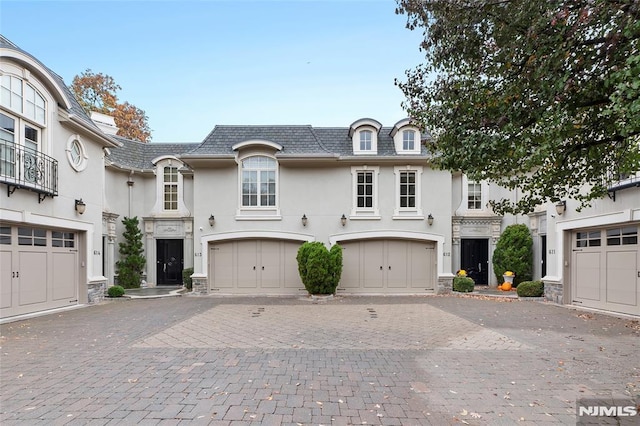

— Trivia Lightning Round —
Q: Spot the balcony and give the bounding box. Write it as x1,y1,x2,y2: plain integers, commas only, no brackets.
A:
1,139,58,202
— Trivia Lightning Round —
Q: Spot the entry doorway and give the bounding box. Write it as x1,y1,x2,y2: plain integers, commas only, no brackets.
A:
540,235,547,278
156,239,184,285
460,239,489,284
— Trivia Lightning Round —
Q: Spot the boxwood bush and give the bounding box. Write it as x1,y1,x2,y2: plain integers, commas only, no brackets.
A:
516,280,544,297
453,276,475,292
107,285,125,298
297,242,343,295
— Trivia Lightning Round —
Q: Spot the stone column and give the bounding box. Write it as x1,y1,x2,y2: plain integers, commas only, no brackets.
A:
103,213,119,286
144,219,156,287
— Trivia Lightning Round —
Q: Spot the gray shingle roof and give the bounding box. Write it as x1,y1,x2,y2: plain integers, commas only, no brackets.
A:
109,136,199,170
184,124,429,157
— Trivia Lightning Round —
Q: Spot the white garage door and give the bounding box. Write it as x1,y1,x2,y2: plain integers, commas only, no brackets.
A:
339,239,435,294
208,239,305,294
1,224,79,319
572,225,639,316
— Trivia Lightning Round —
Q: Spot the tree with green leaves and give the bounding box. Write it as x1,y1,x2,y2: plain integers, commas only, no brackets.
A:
395,0,640,214
116,217,146,289
492,224,533,286
71,69,152,142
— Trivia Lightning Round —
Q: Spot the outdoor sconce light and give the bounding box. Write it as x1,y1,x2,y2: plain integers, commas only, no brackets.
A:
427,213,434,226
301,214,308,227
341,214,347,227
555,200,566,216
75,199,86,215
208,214,215,227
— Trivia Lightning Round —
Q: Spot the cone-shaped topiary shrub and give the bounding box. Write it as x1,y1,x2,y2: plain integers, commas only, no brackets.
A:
516,280,544,297
492,224,533,286
297,242,343,295
116,217,146,289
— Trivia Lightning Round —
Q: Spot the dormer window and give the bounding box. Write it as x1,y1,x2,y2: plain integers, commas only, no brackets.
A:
390,118,421,154
402,130,415,150
152,157,190,216
349,118,381,155
360,130,372,151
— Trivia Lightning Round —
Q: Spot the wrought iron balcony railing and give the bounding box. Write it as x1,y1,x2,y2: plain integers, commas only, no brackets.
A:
1,139,58,202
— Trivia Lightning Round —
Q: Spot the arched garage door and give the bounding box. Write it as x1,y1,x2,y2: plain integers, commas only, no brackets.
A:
571,224,639,316
208,239,305,295
1,224,79,319
338,239,435,294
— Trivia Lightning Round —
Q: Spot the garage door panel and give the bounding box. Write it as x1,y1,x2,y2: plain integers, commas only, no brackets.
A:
211,244,234,289
18,251,48,305
1,250,12,309
236,241,258,288
412,244,434,290
363,241,384,289
283,242,303,289
339,242,360,290
574,252,601,301
606,251,637,306
260,241,281,289
52,252,76,301
387,241,408,288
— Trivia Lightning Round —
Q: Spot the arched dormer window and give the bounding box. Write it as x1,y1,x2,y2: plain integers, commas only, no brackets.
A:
241,156,277,207
390,118,421,154
152,156,190,216
349,118,381,155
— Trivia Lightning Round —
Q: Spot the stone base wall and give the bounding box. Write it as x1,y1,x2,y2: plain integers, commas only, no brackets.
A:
544,281,564,305
88,280,107,304
437,276,453,295
191,276,209,295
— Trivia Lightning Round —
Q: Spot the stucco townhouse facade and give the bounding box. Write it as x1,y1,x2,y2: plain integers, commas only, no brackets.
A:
1,35,638,321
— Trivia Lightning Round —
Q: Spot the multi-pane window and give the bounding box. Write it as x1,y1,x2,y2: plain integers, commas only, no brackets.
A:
0,226,11,245
163,166,178,210
402,130,415,150
467,181,482,209
0,113,16,178
1,75,45,125
356,171,374,208
52,231,75,248
399,171,416,208
18,227,46,246
576,231,601,248
606,227,638,246
242,156,276,207
359,130,372,151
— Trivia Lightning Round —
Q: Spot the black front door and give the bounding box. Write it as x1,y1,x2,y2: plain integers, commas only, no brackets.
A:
461,239,489,284
540,235,547,278
156,239,184,285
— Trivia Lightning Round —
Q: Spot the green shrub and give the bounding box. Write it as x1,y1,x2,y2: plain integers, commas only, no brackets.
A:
107,285,125,298
296,242,343,295
116,217,146,289
516,280,544,297
182,268,194,290
453,276,475,292
492,224,533,286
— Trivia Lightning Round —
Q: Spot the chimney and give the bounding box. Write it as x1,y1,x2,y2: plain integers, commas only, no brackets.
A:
90,111,119,136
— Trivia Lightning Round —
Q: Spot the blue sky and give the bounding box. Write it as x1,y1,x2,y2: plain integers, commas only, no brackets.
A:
1,0,425,142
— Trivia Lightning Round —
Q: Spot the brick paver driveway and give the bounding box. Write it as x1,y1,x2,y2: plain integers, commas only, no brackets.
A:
1,295,638,425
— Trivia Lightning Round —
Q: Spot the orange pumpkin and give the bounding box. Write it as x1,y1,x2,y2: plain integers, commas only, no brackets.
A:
501,282,512,291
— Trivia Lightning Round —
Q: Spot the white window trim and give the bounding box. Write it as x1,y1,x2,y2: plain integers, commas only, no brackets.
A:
461,175,489,213
152,158,190,216
65,134,88,172
350,165,380,219
352,127,378,155
393,166,424,219
236,153,281,219
390,120,421,155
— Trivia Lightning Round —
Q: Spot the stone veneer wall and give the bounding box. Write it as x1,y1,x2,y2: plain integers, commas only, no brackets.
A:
437,276,453,294
88,280,107,304
191,276,208,295
544,281,564,304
